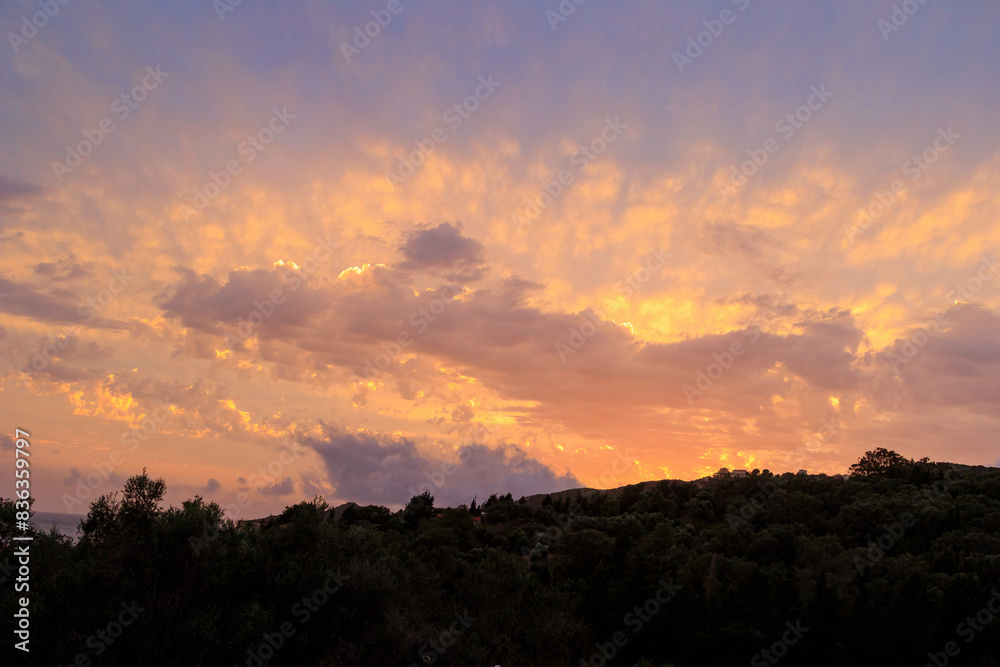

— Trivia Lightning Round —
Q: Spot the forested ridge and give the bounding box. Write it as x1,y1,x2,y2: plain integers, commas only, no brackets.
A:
3,450,1000,666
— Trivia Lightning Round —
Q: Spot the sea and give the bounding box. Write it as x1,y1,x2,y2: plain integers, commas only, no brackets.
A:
32,511,85,541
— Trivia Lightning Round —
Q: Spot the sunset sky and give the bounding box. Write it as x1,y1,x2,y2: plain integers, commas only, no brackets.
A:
2,0,999,517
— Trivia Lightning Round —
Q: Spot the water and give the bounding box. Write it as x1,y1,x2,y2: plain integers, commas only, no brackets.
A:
32,511,84,541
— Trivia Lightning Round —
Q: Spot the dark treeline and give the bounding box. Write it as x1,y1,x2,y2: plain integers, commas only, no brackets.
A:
2,450,1000,666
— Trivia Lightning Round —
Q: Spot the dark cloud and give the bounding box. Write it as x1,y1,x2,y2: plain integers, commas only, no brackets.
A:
158,263,449,372
0,434,13,450
151,235,999,474
0,275,88,323
0,175,44,203
63,467,124,490
782,310,865,390
300,476,328,499
451,403,474,423
399,222,487,281
698,221,778,257
0,176,43,239
303,428,578,507
19,335,115,381
155,258,871,452
303,430,427,506
33,257,93,282
259,477,295,496
871,305,1000,413
158,267,336,337
0,273,129,329
0,175,44,221
717,291,798,316
205,478,221,493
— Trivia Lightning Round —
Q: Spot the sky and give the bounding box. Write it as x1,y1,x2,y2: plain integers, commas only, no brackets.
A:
2,0,1000,517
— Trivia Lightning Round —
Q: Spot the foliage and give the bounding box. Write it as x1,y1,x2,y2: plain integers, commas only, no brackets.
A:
849,447,912,479
2,460,1000,665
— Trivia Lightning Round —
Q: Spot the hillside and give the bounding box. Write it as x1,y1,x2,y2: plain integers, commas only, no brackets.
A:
2,453,999,666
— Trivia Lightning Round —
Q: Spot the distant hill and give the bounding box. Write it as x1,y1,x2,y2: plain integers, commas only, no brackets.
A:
510,461,996,509
246,461,998,520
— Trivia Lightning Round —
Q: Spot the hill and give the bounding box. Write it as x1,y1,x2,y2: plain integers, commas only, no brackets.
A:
3,453,999,666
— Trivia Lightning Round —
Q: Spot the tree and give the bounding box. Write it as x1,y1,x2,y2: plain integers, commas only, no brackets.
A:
850,448,910,478
278,495,330,525
119,468,167,523
81,468,166,540
403,491,435,527
0,495,36,539
340,503,392,528
80,492,122,541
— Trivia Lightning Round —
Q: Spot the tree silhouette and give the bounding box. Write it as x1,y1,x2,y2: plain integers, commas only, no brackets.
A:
403,491,435,527
8,458,1000,666
81,468,166,540
849,447,910,478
